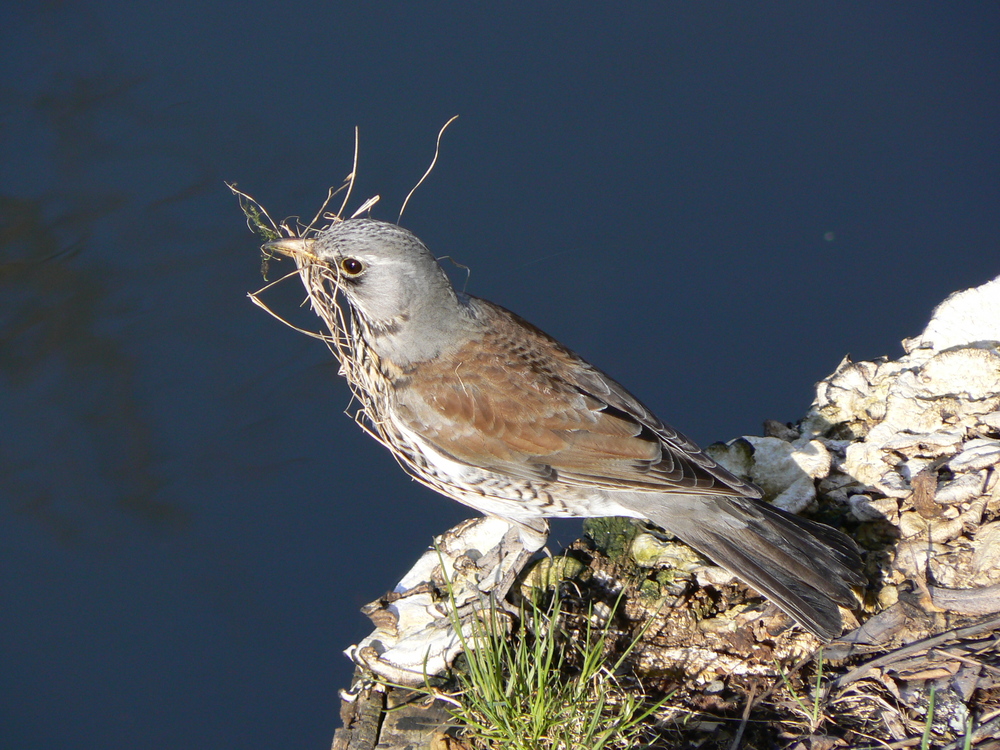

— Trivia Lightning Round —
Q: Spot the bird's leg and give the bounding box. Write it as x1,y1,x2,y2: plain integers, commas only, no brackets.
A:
440,516,548,625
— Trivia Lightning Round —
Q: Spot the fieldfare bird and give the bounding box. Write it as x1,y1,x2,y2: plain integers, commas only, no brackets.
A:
265,219,864,640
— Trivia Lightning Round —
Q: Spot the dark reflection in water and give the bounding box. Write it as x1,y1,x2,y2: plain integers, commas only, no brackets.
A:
2,75,180,540
3,3,998,750
1,10,397,749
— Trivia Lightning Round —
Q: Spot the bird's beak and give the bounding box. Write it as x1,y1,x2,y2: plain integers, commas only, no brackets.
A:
263,237,319,261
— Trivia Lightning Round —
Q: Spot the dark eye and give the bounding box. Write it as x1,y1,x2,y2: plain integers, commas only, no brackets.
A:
340,257,365,276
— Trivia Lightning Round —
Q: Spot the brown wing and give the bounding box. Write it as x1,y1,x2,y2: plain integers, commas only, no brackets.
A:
391,298,761,498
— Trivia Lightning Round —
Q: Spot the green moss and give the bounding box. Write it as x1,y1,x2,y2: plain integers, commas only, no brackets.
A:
582,517,640,560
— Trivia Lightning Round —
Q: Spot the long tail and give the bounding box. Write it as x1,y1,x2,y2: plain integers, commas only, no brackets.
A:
644,495,865,640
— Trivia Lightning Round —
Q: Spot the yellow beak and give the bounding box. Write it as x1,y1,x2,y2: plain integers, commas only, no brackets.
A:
262,237,318,260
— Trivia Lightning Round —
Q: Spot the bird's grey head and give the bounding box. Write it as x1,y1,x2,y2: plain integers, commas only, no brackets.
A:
267,218,472,366
314,219,460,324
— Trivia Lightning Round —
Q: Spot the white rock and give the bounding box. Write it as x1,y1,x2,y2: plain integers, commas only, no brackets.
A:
705,437,755,479
935,472,987,505
899,457,936,481
971,521,1000,584
903,273,1000,353
347,516,531,685
916,349,1000,401
948,439,1000,473
881,431,965,456
894,539,950,579
742,436,831,513
808,359,888,434
842,442,910,496
849,494,897,522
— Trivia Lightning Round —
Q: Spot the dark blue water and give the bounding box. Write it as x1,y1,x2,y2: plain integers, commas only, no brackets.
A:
3,3,998,748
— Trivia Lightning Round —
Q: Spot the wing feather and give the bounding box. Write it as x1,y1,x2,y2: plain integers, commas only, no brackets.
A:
391,298,761,499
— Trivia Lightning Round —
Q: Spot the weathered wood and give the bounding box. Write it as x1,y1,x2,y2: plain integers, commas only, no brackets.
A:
332,670,458,750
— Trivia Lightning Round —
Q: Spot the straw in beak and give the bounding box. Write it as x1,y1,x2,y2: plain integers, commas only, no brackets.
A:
262,237,318,261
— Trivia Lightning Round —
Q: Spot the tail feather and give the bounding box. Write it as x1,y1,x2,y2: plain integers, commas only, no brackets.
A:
644,495,865,641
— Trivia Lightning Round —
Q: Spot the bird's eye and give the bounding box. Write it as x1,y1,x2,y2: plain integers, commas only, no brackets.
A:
340,257,365,276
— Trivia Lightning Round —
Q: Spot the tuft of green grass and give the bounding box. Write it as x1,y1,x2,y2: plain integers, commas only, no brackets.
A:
775,648,827,733
442,588,670,750
920,684,936,750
